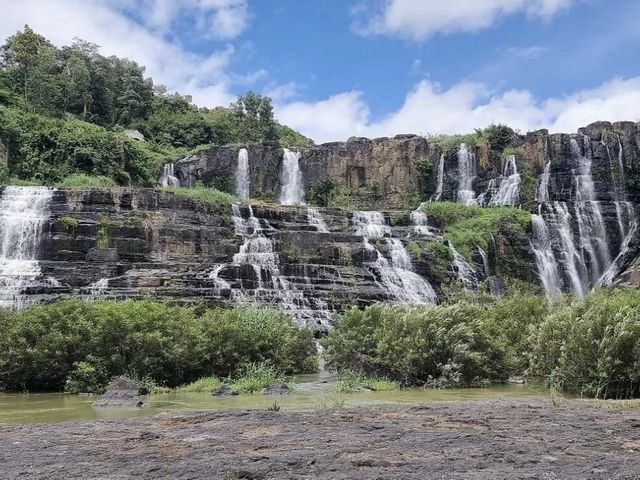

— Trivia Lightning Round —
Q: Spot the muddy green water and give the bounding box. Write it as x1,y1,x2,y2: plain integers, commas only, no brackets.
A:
0,374,545,425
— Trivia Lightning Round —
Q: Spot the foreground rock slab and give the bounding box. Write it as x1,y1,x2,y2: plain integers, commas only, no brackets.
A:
1,399,639,479
92,376,146,409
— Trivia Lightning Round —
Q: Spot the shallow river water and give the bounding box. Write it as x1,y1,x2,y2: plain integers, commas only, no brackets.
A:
0,374,544,424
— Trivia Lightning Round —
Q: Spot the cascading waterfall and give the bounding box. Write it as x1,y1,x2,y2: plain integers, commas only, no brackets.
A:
409,204,438,237
617,135,626,188
307,207,329,233
571,138,611,283
486,155,521,206
530,210,562,297
235,148,250,200
448,242,478,290
352,211,437,304
159,163,180,187
432,154,445,202
279,148,305,205
456,143,477,205
88,278,109,295
0,186,54,308
595,219,638,288
536,161,551,202
210,203,332,328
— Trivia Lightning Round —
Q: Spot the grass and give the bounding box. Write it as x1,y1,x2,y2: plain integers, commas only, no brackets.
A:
229,363,284,394
313,392,346,412
57,173,118,189
591,400,640,410
421,201,531,260
176,376,222,393
162,186,237,214
336,370,400,393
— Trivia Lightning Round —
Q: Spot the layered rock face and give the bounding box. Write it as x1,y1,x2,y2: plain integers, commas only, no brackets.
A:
11,188,478,331
3,121,640,327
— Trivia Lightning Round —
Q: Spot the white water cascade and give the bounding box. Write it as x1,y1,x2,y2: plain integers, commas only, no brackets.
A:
409,204,439,237
307,207,329,233
352,211,437,304
456,143,477,205
448,242,478,291
210,204,332,328
279,148,304,205
159,163,180,187
485,155,521,206
536,161,551,202
432,154,445,202
0,186,54,308
530,210,562,298
235,148,250,200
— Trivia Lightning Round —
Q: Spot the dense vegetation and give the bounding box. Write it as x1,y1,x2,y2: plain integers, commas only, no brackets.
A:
0,26,310,187
0,300,317,393
324,289,640,399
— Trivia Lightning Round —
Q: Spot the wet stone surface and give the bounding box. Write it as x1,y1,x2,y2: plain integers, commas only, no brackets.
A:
1,398,639,479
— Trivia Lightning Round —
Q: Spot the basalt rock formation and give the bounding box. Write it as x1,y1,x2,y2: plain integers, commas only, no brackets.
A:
2,121,640,329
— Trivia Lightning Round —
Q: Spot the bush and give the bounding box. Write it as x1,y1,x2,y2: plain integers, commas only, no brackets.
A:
0,300,317,392
177,376,221,393
336,370,399,393
229,363,283,394
57,173,118,189
162,186,237,215
529,289,640,399
323,303,510,387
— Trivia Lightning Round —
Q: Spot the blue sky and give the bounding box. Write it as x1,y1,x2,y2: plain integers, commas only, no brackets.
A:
3,0,640,142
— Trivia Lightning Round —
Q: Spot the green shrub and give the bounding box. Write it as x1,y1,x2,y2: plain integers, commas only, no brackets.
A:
0,300,317,392
336,370,400,393
58,215,79,234
422,202,531,259
162,186,237,215
177,376,221,393
57,174,118,189
229,363,283,394
309,178,337,207
323,303,510,387
529,289,640,399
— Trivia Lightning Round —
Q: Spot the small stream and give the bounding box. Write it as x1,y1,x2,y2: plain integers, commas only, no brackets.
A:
0,374,544,425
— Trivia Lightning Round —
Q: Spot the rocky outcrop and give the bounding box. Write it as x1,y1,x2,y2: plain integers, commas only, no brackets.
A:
92,376,146,409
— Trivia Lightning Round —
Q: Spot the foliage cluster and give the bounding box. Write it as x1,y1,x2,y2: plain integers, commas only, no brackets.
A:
421,201,531,260
0,300,317,392
336,370,400,393
0,26,310,186
161,186,237,215
324,289,640,399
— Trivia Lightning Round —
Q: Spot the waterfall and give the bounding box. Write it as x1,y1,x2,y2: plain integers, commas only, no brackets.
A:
279,148,304,205
235,148,250,200
307,207,329,233
210,204,332,329
487,155,521,206
571,138,611,282
432,154,445,201
159,163,180,187
0,186,54,308
617,135,626,188
531,210,562,298
595,219,638,288
537,161,551,203
88,278,109,296
409,204,438,237
456,143,477,205
448,242,478,290
352,211,436,304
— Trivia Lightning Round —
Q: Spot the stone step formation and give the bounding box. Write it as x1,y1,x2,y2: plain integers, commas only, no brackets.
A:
1,120,640,329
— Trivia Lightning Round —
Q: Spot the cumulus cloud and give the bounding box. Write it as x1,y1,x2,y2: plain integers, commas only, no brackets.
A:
275,77,640,143
353,0,575,40
0,0,242,106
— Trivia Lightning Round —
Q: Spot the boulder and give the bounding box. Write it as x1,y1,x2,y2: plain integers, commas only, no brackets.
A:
92,376,146,409
263,382,293,396
212,385,239,397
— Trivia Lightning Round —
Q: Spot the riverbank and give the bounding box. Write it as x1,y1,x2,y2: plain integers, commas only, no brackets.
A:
1,398,638,479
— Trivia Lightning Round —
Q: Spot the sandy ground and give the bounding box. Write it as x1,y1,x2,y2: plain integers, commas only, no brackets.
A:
1,398,639,479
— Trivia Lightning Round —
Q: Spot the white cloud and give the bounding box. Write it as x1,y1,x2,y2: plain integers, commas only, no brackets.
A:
0,0,239,106
275,77,640,143
353,0,575,40
276,93,371,143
